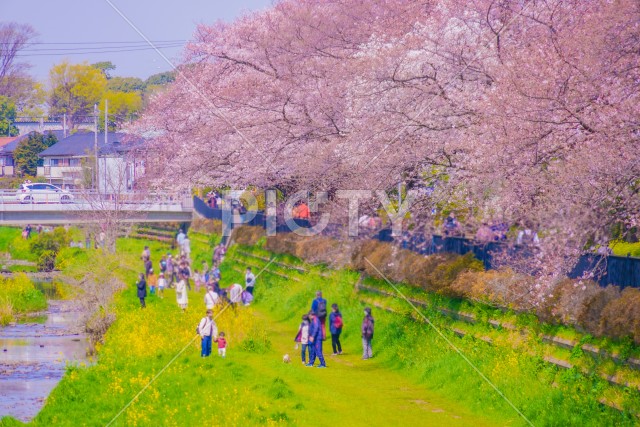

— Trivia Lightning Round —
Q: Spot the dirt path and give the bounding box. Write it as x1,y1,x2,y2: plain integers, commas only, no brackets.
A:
239,307,505,427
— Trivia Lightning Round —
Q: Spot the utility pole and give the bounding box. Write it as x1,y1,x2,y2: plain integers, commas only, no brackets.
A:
63,113,66,139
94,104,98,192
104,99,108,146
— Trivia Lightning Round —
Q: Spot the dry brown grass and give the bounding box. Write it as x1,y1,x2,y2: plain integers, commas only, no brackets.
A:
599,288,640,343
258,233,640,341
191,218,223,235
451,269,536,310
232,226,265,246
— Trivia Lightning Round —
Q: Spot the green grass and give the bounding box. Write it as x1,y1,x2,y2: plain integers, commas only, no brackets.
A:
610,241,640,257
0,273,47,325
0,227,21,253
1,234,637,426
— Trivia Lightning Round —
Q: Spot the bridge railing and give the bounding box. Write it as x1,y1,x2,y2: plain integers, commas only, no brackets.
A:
0,189,193,209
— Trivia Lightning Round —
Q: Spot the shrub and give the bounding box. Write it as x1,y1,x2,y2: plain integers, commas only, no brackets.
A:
265,233,299,255
0,298,13,325
451,269,536,310
578,285,621,336
191,218,223,235
0,273,47,320
265,233,356,267
547,279,604,326
599,288,640,344
428,252,484,294
29,227,70,271
37,250,57,272
232,226,265,246
30,227,69,255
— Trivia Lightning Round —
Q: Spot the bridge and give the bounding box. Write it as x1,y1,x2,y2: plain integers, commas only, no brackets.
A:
0,190,194,225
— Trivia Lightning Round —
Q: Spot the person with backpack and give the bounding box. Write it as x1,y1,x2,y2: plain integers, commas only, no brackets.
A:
136,273,147,309
311,291,328,340
306,311,326,368
329,304,343,355
204,286,219,309
197,309,217,357
294,314,310,364
362,307,374,360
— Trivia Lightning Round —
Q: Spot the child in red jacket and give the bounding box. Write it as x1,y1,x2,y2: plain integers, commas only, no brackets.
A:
216,332,227,358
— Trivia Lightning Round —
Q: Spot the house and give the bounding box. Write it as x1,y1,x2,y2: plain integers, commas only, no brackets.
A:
37,131,145,190
0,136,18,176
0,131,64,177
97,138,145,193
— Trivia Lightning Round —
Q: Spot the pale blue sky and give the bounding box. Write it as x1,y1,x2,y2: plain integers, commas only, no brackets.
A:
1,0,274,80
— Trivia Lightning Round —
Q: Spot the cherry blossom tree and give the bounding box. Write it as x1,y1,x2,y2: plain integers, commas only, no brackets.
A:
134,0,640,284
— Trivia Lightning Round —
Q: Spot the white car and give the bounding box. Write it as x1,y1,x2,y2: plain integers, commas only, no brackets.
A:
16,183,74,204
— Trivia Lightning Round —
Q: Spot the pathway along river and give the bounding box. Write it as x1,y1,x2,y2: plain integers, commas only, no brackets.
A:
0,283,87,422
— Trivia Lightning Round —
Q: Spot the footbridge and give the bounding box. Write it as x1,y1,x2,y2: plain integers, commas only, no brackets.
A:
0,190,194,225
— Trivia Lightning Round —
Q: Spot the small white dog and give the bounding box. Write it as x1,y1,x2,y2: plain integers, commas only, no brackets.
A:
283,354,291,363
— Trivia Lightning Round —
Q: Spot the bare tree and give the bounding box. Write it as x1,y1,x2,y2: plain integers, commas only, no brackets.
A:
0,22,37,105
75,143,148,252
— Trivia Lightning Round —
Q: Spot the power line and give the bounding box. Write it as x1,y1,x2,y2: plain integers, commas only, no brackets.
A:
15,44,185,57
0,40,188,45
22,42,185,52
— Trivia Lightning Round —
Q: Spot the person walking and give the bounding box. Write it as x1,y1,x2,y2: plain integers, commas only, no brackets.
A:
211,264,221,281
147,269,158,296
311,291,328,340
182,235,191,259
329,304,343,355
197,309,217,357
179,260,192,291
228,283,243,308
136,273,147,309
245,267,256,295
159,255,167,275
141,246,151,274
361,307,374,360
306,311,326,368
216,332,227,358
176,229,186,252
157,273,166,299
193,269,203,292
176,274,189,311
295,314,310,364
204,286,219,310
166,255,175,287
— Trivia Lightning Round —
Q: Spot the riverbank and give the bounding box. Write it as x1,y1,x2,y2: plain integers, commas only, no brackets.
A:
14,236,507,426
0,274,48,326
0,231,630,426
0,300,86,422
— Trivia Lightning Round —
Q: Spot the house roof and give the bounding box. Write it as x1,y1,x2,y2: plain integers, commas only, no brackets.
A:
38,131,142,157
0,130,64,156
0,137,18,148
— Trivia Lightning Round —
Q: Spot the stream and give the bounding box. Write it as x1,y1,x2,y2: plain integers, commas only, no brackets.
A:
0,288,87,422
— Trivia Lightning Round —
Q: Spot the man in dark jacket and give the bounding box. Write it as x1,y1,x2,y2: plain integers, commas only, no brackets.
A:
310,291,328,340
136,273,147,308
306,311,326,368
